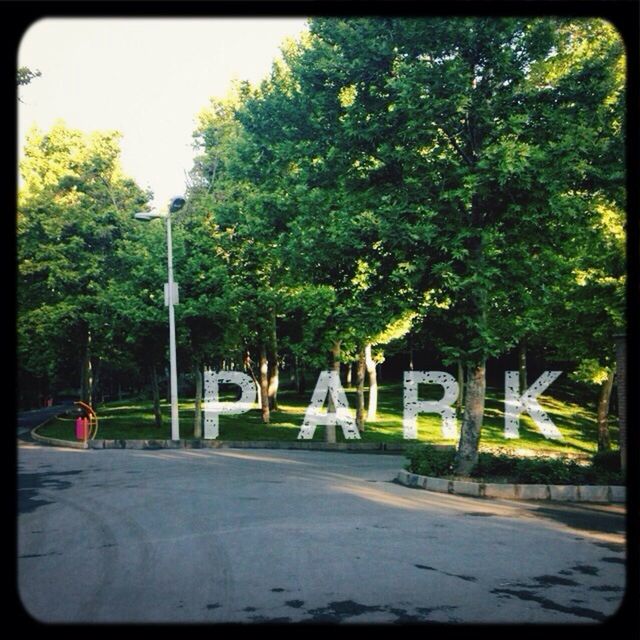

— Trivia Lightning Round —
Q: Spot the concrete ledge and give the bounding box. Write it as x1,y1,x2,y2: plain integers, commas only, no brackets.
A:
26,435,409,454
396,471,624,504
31,428,87,449
577,485,610,503
29,415,88,450
452,480,481,497
549,485,578,501
484,483,518,500
102,439,125,449
408,473,423,488
382,443,408,452
425,476,451,494
516,484,550,500
610,486,626,503
124,440,145,450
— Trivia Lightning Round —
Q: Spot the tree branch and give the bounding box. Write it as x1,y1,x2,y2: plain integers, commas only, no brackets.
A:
437,124,475,166
98,174,121,214
466,112,477,158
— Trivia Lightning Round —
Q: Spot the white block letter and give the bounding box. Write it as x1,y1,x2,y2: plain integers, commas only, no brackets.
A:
403,371,459,440
297,371,361,440
203,370,257,439
504,371,563,440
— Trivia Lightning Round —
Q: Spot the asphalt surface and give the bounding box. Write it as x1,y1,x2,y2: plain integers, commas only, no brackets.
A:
17,403,74,438
17,443,626,624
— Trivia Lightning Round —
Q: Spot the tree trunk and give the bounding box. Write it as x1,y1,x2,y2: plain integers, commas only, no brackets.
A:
454,361,486,476
267,362,279,411
298,361,306,395
80,329,93,406
267,354,280,411
365,344,378,421
193,362,203,438
597,366,615,452
93,359,102,404
79,360,85,403
518,340,528,395
454,190,487,476
346,361,353,387
243,350,261,409
614,335,626,472
151,365,162,428
259,343,270,423
325,340,340,443
355,347,366,431
267,310,279,410
456,360,464,416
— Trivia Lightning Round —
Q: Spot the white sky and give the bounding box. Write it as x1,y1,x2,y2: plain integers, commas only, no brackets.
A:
18,17,309,209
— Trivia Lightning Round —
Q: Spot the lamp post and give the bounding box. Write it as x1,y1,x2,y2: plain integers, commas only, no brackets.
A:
135,196,186,441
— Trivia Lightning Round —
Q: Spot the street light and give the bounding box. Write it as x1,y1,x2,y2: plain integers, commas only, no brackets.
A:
134,195,186,441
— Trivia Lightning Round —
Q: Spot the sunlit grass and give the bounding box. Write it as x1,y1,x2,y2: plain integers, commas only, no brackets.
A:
38,383,615,455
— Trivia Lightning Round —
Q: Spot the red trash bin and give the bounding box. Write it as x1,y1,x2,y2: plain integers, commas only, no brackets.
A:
75,416,88,440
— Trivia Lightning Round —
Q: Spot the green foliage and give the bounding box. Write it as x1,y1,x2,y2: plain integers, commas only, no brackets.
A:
18,17,625,432
184,16,624,387
37,383,615,462
17,66,41,86
591,450,621,473
405,444,456,477
479,452,617,484
17,121,150,402
406,446,623,485
472,453,583,484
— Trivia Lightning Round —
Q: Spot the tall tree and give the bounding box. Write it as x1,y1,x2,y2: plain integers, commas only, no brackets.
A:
381,17,624,473
257,22,428,431
18,121,149,406
184,16,624,460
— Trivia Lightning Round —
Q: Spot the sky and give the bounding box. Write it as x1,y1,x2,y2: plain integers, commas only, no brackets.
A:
18,17,309,209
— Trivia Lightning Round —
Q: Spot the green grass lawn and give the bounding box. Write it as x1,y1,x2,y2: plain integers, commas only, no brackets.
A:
38,383,616,456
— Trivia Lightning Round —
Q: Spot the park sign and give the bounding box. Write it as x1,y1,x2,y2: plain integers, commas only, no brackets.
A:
202,370,563,441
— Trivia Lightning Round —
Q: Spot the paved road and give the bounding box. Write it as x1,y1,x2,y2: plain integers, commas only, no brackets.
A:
17,404,74,437
17,444,626,624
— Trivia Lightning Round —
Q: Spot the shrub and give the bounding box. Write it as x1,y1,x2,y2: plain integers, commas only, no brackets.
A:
405,447,625,485
472,453,518,478
592,450,621,473
510,457,586,484
405,444,456,477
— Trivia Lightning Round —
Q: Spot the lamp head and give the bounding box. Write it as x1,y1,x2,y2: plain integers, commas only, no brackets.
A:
134,211,164,221
168,196,186,214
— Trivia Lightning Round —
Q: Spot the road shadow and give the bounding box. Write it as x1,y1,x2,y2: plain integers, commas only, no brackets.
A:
18,469,83,514
532,504,625,536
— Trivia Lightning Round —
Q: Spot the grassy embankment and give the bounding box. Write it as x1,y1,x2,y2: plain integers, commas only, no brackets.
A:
38,383,616,455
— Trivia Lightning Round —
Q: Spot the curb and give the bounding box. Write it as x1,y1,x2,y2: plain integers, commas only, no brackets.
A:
396,469,626,504
25,411,87,449
27,432,427,453
31,423,88,449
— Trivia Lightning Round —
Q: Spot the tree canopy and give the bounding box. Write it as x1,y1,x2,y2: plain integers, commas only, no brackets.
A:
18,18,625,465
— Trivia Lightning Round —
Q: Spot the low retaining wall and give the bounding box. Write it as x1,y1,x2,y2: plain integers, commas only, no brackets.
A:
31,429,87,449
29,418,87,449
396,469,625,504
29,430,422,453
88,439,401,451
